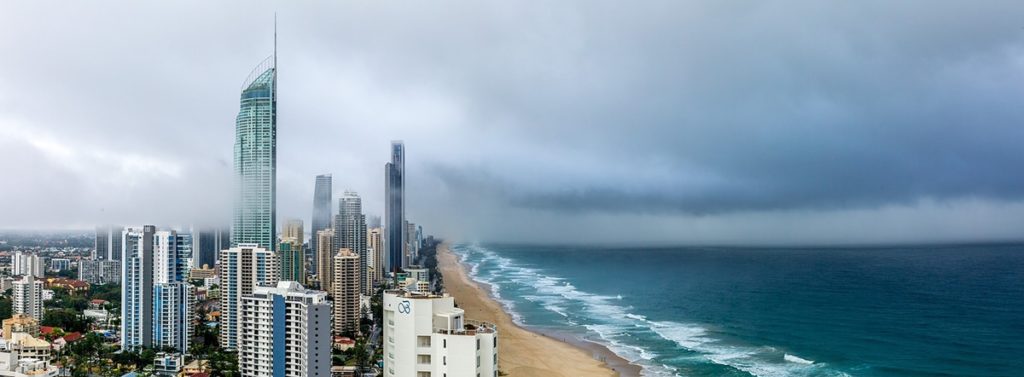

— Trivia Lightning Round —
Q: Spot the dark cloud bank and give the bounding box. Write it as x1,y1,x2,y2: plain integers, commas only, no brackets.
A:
2,1,1024,245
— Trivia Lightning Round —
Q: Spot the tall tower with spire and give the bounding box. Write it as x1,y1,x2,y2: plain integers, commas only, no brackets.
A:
231,20,278,252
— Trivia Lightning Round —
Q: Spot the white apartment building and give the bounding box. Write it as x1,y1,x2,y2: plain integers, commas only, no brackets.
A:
383,291,498,377
11,252,43,279
12,275,42,320
220,244,278,350
240,281,332,377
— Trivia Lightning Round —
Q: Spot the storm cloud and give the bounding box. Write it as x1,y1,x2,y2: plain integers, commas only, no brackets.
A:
2,1,1024,244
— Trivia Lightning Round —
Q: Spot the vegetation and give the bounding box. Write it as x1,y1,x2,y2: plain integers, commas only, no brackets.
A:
41,308,92,333
56,333,153,377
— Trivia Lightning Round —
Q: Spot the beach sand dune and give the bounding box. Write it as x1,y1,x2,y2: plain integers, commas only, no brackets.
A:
437,243,633,377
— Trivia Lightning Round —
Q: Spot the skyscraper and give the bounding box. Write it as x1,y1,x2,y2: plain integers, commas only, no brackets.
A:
94,225,124,261
122,225,155,350
332,248,360,335
12,275,43,320
11,252,43,278
232,46,277,251
122,227,193,352
385,141,405,273
194,227,228,270
220,244,278,350
278,239,304,283
334,190,367,295
316,229,335,293
367,227,384,291
283,218,303,242
239,281,331,377
310,174,332,270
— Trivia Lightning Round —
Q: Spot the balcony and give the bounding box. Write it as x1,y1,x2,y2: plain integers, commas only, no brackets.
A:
434,319,496,336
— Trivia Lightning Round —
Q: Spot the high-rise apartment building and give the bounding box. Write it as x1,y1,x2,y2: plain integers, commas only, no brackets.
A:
232,53,278,252
385,141,405,273
239,281,332,377
310,174,333,272
12,275,43,320
11,252,44,278
122,225,155,349
151,230,194,353
79,260,121,285
383,291,498,377
316,229,335,293
334,191,367,295
332,248,360,335
122,227,193,352
405,221,418,265
94,225,124,261
278,239,305,283
219,244,278,350
283,218,303,242
367,227,384,290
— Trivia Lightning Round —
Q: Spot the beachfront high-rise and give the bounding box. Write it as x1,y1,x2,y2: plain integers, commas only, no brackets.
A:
334,190,368,294
219,244,278,350
239,281,332,377
232,49,278,252
12,275,43,320
316,229,335,292
311,174,333,270
278,239,305,283
385,141,405,273
383,291,498,377
332,248,360,335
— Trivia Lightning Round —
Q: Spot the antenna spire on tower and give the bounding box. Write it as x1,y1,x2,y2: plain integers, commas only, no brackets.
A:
274,12,277,68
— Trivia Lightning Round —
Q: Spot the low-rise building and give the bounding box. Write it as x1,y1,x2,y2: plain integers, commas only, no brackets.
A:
383,291,498,377
2,315,39,340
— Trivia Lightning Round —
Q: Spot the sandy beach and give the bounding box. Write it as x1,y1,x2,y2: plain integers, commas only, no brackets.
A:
437,243,641,377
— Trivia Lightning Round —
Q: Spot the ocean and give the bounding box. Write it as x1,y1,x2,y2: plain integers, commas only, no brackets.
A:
450,243,1024,377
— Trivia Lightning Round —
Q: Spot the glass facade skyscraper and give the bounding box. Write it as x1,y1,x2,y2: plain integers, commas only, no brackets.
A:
385,141,405,273
311,174,333,270
232,56,277,251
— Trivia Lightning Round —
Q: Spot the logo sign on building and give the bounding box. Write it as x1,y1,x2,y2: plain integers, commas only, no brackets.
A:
398,300,411,314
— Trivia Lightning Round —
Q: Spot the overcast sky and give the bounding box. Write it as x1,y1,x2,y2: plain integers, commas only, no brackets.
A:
3,1,1024,245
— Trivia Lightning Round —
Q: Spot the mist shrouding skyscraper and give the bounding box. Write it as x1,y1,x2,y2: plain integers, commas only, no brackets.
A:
311,174,333,271
232,52,277,252
385,141,405,273
94,225,124,261
334,190,367,294
194,228,228,270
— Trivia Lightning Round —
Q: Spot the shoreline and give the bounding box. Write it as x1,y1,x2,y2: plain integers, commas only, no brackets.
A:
437,242,642,377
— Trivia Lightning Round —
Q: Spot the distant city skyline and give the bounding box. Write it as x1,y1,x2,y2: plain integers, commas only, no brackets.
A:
3,3,1024,245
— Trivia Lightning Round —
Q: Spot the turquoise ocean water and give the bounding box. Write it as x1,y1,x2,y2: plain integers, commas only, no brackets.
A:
450,243,1024,377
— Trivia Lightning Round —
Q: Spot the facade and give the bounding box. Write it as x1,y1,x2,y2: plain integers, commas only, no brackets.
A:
194,227,229,270
279,239,305,283
94,225,124,261
12,275,43,320
123,227,193,352
11,252,43,278
384,141,405,273
367,227,384,290
383,291,498,377
49,259,71,272
232,55,277,252
405,221,418,265
334,191,368,295
219,244,278,350
310,174,333,272
2,315,39,340
239,281,332,377
332,249,360,335
78,260,120,285
283,218,304,242
316,229,335,293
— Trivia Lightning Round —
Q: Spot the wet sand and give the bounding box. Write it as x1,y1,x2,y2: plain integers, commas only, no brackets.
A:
437,242,642,377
